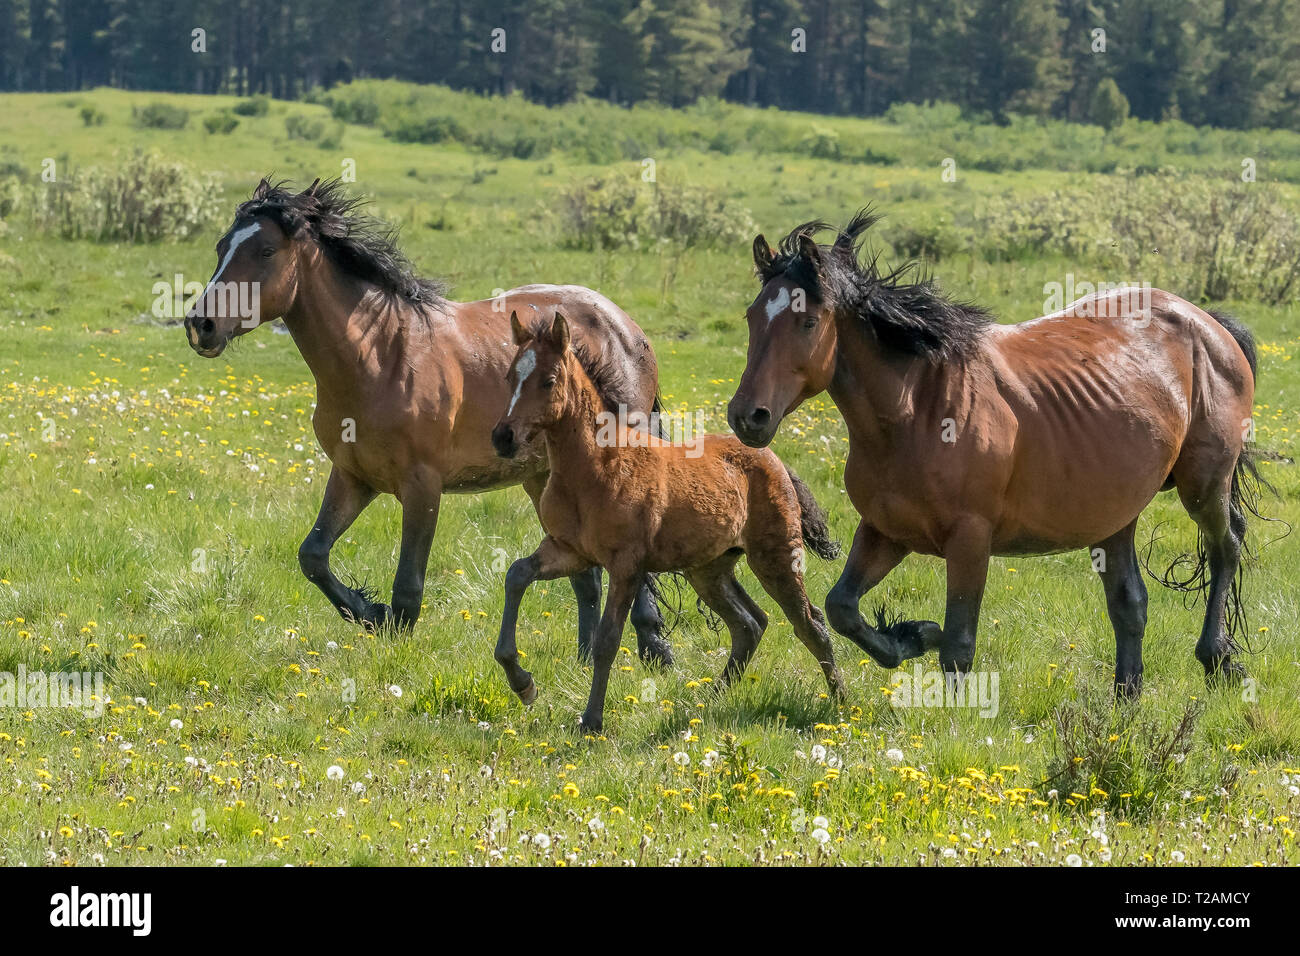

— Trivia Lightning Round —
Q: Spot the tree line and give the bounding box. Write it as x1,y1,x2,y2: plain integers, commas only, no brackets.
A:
3,0,1299,130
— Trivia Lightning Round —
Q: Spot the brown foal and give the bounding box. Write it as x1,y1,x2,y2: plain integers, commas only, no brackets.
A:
729,211,1266,697
182,177,671,663
492,312,845,733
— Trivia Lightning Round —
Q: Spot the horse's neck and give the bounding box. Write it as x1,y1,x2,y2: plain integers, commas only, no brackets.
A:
542,372,612,486
827,317,919,449
281,250,406,388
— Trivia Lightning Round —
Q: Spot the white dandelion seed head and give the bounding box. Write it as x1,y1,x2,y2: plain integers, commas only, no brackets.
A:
532,833,552,849
672,751,690,767
170,719,183,730
1171,850,1185,862
388,684,402,698
1065,854,1083,867
810,828,830,844
326,765,345,781
810,744,827,762
885,748,905,763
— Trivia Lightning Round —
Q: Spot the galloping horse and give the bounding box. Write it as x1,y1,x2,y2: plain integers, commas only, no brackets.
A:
728,211,1265,696
183,177,672,664
492,312,844,732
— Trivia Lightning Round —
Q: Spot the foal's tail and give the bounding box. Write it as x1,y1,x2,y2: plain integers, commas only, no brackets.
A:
785,467,841,561
1149,309,1279,651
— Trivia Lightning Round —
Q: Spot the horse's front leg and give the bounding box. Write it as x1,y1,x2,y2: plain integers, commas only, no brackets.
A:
938,519,992,680
825,520,938,667
299,465,386,626
496,536,593,704
580,569,640,734
390,476,443,631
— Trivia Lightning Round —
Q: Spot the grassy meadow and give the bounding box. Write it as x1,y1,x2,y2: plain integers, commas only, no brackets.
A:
0,87,1296,866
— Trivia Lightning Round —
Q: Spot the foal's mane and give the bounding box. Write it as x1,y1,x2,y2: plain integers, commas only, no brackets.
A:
525,318,642,415
236,177,447,307
759,209,992,360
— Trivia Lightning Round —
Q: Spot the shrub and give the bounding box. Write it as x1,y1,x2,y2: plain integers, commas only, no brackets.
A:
1091,78,1131,132
132,102,189,130
554,174,755,251
232,95,270,116
79,105,106,127
284,114,327,140
203,112,239,135
27,151,222,242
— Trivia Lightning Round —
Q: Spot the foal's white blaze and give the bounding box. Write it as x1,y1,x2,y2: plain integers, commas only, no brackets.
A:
764,286,791,323
508,348,536,414
199,222,261,314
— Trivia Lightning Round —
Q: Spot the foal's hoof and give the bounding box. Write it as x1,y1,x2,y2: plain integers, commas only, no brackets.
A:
517,680,539,706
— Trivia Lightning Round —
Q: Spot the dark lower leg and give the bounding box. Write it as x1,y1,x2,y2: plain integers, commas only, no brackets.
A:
824,521,926,668
569,567,602,662
298,467,385,625
390,487,441,631
580,576,638,733
1095,522,1147,698
630,576,673,667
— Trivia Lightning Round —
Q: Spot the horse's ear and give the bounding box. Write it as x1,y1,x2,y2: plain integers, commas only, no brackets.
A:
302,177,322,197
253,177,273,200
798,233,822,268
510,310,529,345
551,312,571,351
752,233,774,275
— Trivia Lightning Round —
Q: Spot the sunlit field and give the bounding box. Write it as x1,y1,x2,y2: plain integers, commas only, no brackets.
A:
0,89,1296,866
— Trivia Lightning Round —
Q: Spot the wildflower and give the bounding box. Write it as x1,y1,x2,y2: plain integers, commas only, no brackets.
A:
701,750,719,768
1171,850,1185,863
388,684,402,698
170,719,183,730
672,751,690,767
885,748,904,763
811,828,830,844
810,744,827,763
532,833,551,850
1065,854,1083,867
479,765,492,778
326,765,345,781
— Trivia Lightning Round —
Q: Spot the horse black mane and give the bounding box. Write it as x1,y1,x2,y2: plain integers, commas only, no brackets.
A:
757,208,992,360
235,176,447,306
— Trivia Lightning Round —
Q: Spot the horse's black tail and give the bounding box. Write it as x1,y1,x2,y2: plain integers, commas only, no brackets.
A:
1147,310,1279,653
785,467,841,561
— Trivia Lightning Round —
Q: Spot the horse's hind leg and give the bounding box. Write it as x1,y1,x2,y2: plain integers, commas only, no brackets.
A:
748,549,847,699
1093,519,1148,699
299,465,386,626
631,578,675,668
686,555,765,687
1177,470,1247,685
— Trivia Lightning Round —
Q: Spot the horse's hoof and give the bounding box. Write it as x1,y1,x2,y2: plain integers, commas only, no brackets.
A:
893,620,942,660
517,680,538,706
579,717,603,736
1205,659,1246,687
357,603,393,631
639,640,674,669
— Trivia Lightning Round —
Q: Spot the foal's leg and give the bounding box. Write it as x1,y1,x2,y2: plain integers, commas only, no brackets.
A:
749,549,846,699
1093,519,1148,698
496,536,593,703
390,476,443,631
299,465,387,626
523,476,602,662
825,521,936,667
580,571,640,734
685,555,765,687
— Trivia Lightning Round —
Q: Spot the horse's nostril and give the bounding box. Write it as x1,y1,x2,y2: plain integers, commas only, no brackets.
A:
750,407,771,428
200,318,216,336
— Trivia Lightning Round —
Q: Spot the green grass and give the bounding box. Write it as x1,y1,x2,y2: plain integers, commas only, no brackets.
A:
0,89,1296,866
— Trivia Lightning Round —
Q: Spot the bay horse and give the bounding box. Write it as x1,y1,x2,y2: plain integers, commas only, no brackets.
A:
491,312,844,732
728,210,1266,697
182,177,672,664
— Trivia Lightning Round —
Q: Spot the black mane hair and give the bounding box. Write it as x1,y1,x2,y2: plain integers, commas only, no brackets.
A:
235,176,447,306
757,208,992,360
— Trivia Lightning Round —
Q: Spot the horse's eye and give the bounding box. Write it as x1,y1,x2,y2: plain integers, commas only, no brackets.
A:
803,316,818,330
261,247,275,258
542,378,556,389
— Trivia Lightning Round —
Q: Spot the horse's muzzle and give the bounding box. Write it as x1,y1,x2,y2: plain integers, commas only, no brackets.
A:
491,423,518,459
184,314,228,358
727,404,777,448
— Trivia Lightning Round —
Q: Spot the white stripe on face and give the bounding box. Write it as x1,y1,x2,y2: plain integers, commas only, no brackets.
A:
203,222,261,297
508,348,536,414
764,286,791,323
